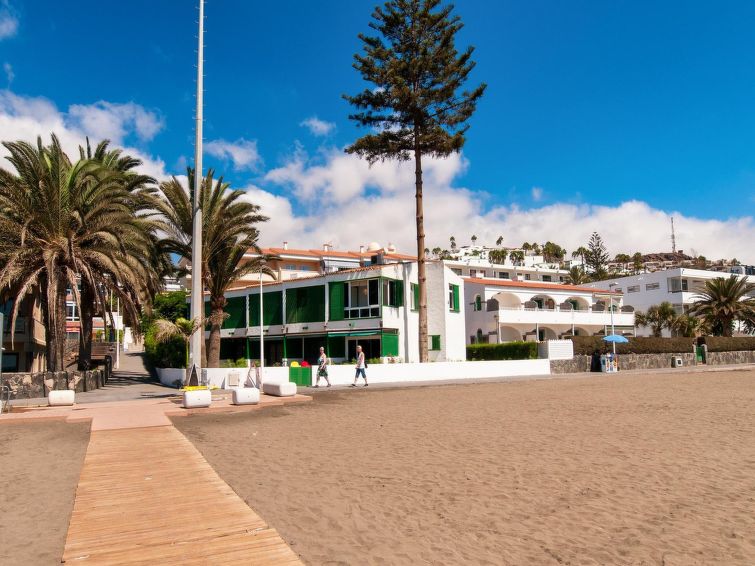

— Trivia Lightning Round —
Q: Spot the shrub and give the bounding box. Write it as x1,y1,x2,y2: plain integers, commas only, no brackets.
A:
220,358,248,368
569,336,695,356
466,341,538,361
701,336,755,352
143,323,185,369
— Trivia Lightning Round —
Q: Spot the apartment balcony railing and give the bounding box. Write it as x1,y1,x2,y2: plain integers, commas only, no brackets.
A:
496,306,635,327
2,316,46,345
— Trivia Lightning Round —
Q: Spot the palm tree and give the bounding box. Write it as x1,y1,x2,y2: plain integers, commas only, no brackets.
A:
635,302,678,337
471,235,477,245
521,242,532,256
565,266,588,285
152,317,201,382
509,250,524,266
572,246,588,266
152,168,269,367
688,276,755,336
671,314,708,338
449,236,456,251
431,246,442,259
632,252,644,274
614,253,631,273
496,235,503,247
0,135,156,371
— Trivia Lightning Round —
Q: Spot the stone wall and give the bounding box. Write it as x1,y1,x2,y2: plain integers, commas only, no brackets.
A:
551,352,696,374
706,350,755,366
2,365,110,400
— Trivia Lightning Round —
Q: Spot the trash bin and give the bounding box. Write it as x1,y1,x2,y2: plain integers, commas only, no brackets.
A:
671,356,683,368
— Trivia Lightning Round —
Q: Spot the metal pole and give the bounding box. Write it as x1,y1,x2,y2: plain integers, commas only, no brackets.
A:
115,296,120,369
189,0,205,375
609,284,616,355
259,262,265,372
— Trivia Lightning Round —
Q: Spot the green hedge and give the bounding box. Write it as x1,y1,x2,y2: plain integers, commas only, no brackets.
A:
144,324,186,369
569,336,695,355
467,341,538,361
701,336,755,352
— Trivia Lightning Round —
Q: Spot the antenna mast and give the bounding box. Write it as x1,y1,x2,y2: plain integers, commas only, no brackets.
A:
671,216,676,254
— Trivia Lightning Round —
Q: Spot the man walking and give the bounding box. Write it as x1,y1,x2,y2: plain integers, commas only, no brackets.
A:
351,344,368,387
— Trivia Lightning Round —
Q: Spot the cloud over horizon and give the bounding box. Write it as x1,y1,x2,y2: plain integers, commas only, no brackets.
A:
204,138,262,171
300,116,336,136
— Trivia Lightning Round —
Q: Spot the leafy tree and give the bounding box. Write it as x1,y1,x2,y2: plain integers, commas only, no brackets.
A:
543,241,565,263
345,0,486,362
688,276,755,337
152,168,270,367
0,135,157,371
565,266,589,285
634,302,678,337
585,232,609,274
632,252,644,274
431,246,442,258
151,317,201,373
471,234,477,245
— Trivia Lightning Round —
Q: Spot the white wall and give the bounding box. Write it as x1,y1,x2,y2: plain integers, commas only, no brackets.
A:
319,359,550,386
538,339,574,360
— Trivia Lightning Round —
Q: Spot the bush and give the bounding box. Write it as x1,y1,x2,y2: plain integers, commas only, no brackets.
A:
466,341,538,361
143,324,186,369
569,336,695,356
701,336,755,352
220,358,248,368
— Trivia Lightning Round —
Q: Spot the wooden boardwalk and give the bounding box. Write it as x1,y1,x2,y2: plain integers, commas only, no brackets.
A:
63,426,302,565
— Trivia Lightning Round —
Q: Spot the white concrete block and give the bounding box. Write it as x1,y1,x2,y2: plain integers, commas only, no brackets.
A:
48,390,75,406
262,381,297,397
183,389,212,408
232,387,260,405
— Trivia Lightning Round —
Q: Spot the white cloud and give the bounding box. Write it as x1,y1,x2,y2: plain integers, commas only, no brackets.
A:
0,90,169,181
531,186,543,201
204,138,261,171
0,2,18,40
3,62,13,85
300,116,335,136
254,148,755,263
68,101,164,143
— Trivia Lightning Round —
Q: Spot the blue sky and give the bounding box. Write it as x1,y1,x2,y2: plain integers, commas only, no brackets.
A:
1,0,754,260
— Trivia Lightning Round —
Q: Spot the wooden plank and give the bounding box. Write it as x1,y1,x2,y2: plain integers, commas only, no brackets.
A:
63,426,302,565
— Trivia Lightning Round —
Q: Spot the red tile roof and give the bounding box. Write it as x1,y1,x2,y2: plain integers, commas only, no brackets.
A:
256,247,416,261
463,277,622,295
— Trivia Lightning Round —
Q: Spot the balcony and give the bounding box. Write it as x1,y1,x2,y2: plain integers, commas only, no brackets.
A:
497,306,635,327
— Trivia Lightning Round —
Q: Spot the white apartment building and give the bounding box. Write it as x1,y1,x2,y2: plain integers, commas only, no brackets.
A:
590,268,755,336
212,260,467,364
444,246,569,284
464,277,634,344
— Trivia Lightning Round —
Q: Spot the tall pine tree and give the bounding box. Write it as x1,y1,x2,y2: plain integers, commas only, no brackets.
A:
345,0,486,362
586,232,610,276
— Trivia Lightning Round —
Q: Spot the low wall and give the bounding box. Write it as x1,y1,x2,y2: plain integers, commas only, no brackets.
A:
551,353,696,374
157,366,291,388
315,359,551,387
706,350,755,365
538,339,574,360
2,368,108,400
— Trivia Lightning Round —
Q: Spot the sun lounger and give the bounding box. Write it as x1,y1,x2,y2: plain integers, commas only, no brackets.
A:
232,387,260,405
262,381,297,397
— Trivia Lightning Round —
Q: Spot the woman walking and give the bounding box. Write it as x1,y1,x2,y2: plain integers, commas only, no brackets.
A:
315,346,331,387
351,344,368,387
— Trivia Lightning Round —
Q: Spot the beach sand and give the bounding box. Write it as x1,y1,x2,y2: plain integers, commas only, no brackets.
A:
174,370,755,565
0,420,90,565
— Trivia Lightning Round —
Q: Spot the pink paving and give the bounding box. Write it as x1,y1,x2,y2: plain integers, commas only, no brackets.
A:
0,392,311,431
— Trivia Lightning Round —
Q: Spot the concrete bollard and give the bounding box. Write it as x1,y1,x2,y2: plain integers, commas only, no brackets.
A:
48,390,75,406
183,389,212,408
231,387,260,405
262,382,297,397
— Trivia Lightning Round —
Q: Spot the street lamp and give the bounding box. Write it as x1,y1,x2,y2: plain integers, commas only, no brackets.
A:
259,259,266,374
608,282,617,355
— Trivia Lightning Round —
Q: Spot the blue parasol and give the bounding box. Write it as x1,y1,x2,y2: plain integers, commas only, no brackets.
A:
603,334,629,343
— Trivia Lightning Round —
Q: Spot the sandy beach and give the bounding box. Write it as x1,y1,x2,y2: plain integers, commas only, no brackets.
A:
175,369,755,565
0,420,90,565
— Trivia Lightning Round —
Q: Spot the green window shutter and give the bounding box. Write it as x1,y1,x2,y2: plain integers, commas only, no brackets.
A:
224,297,246,329
285,289,298,323
431,335,441,351
329,282,345,321
264,291,283,325
412,284,419,311
249,294,260,327
287,286,326,323
452,285,460,312
395,280,404,307
474,295,482,312
381,332,399,356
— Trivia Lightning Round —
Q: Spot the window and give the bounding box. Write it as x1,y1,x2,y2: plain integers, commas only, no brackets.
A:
382,279,403,308
542,275,552,282
285,285,326,323
66,303,78,321
345,279,380,318
473,295,482,311
478,270,487,278
411,283,419,311
524,274,531,280
627,285,640,293
469,269,477,278
559,276,565,282
284,264,296,271
451,268,462,275
645,282,660,291
430,335,441,351
498,271,510,279
300,265,311,271
448,284,460,312
667,278,688,293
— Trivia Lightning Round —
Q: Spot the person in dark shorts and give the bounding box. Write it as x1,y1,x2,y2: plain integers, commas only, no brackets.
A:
315,346,331,387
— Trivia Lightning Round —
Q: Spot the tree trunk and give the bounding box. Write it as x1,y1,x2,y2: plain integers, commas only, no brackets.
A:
77,279,95,370
414,135,428,363
206,296,226,368
45,269,67,372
